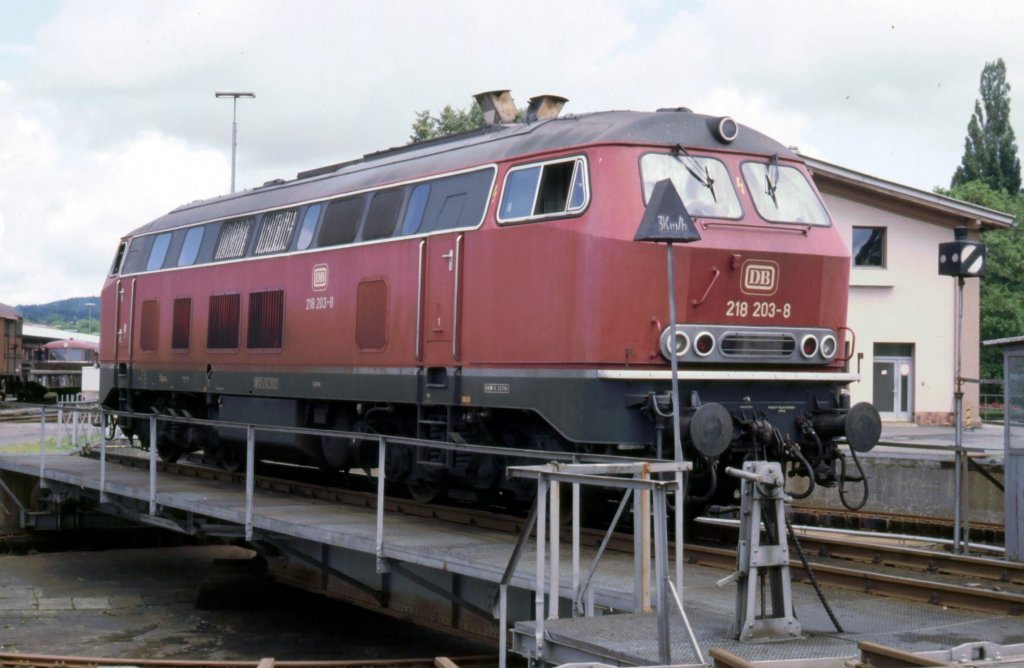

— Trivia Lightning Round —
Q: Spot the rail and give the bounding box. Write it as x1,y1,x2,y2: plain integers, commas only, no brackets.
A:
0,652,491,668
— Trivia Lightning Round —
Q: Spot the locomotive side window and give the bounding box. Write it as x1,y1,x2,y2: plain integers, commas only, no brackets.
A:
254,209,298,255
497,157,589,223
318,196,365,247
640,154,741,219
361,189,404,241
419,168,495,233
171,297,192,351
177,227,205,266
399,184,430,235
139,300,159,352
296,204,322,250
215,217,255,260
741,162,830,226
207,293,241,350
247,290,284,349
119,237,148,274
146,233,172,271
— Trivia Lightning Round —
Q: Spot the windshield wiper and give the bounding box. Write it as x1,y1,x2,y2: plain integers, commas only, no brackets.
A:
765,153,780,207
673,144,717,202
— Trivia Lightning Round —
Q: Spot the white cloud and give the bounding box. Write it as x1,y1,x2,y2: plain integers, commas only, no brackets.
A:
2,0,1024,305
0,82,225,304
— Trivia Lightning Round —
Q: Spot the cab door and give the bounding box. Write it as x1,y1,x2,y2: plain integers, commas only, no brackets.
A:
420,232,463,366
114,277,136,370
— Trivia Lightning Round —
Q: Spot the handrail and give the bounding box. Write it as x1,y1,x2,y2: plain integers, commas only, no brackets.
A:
505,460,699,667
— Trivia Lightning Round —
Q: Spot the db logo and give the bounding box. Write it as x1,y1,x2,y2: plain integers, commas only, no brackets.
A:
741,260,778,295
312,263,329,292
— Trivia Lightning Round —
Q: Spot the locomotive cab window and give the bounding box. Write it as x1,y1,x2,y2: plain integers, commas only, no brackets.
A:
498,157,588,223
640,153,741,219
741,161,830,226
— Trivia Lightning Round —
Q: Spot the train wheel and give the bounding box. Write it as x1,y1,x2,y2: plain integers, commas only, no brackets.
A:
104,414,118,441
158,445,182,463
408,479,439,504
218,447,243,473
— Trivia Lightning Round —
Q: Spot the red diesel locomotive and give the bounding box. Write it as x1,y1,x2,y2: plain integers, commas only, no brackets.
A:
99,92,880,507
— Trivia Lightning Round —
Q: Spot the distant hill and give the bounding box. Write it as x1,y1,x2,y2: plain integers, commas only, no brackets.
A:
15,296,101,333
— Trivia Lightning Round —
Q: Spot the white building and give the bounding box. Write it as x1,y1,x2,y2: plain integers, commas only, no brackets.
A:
807,157,1015,424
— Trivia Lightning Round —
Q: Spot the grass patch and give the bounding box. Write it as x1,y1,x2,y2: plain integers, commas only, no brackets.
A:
0,436,90,454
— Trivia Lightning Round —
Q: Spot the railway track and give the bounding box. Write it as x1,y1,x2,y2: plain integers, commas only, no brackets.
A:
0,653,492,668
76,448,1024,617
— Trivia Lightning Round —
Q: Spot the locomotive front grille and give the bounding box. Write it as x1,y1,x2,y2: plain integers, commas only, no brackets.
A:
660,324,838,364
720,332,796,357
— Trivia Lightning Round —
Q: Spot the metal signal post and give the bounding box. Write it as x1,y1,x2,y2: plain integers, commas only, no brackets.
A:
938,227,986,554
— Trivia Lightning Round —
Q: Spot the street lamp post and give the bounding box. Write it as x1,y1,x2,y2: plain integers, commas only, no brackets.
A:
215,91,255,193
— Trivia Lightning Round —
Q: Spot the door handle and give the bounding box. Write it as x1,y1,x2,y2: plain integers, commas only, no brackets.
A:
441,250,454,271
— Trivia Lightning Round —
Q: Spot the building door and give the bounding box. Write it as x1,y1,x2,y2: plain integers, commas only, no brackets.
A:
873,356,913,421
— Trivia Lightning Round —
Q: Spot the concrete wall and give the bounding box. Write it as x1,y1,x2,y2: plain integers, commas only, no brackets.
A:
822,192,981,425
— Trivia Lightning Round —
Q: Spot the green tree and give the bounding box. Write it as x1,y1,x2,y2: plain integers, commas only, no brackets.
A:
952,58,1022,194
937,180,1024,378
409,104,486,143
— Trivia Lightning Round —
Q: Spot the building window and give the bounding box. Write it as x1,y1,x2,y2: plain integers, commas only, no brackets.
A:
852,227,886,267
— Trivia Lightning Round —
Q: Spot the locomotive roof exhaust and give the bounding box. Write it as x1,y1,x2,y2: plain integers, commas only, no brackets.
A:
474,91,570,125
526,94,568,122
474,90,518,125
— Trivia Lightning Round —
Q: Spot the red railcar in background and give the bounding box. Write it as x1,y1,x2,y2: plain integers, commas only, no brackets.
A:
100,93,879,507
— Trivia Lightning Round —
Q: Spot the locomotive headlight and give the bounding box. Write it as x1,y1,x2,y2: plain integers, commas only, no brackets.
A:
660,328,690,359
819,334,838,360
800,334,819,359
694,331,716,357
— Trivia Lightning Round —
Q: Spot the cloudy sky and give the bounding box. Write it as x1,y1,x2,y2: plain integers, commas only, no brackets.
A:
1,0,1022,305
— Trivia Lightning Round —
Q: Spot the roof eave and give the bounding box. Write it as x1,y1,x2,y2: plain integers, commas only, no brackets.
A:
802,155,1016,231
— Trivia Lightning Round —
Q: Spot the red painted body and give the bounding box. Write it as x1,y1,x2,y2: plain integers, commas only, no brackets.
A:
99,107,877,506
